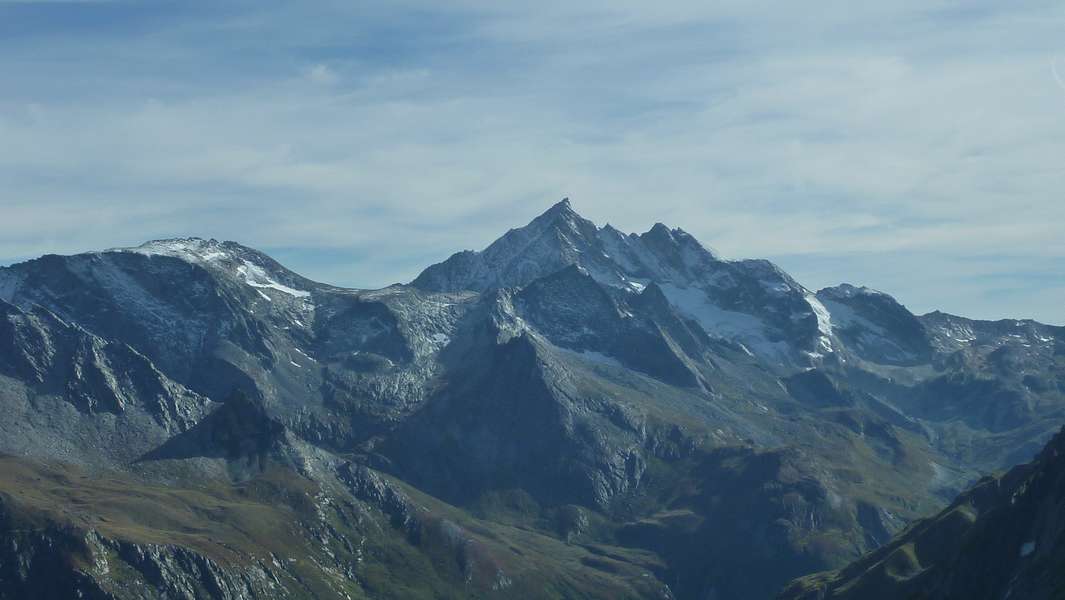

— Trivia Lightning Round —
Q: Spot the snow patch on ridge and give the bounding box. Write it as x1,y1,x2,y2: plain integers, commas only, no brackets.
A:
805,293,834,353
827,283,890,299
236,260,310,298
118,238,230,263
660,283,788,359
112,238,314,301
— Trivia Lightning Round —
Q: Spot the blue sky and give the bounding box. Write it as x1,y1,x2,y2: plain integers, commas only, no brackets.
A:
1,1,1063,324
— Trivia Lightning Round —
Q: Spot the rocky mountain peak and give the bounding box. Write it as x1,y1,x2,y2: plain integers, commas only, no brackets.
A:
411,199,848,364
510,197,599,246
644,221,673,238
107,238,278,274
102,236,321,301
818,283,888,300
539,196,577,220
411,198,612,293
413,199,719,294
637,221,715,256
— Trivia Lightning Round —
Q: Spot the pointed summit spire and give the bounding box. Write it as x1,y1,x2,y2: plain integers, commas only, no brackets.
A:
413,197,612,292
524,197,591,235
538,197,576,220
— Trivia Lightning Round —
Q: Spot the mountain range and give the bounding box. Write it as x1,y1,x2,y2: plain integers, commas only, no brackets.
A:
0,199,1062,599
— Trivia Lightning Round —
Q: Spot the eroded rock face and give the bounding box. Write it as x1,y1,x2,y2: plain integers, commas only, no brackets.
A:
337,462,421,535
816,284,933,366
102,536,282,600
0,299,211,431
0,511,281,600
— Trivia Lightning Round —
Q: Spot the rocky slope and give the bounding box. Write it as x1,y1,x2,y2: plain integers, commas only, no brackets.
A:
0,199,1061,599
779,425,1065,600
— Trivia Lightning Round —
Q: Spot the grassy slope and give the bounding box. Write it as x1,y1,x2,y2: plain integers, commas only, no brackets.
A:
0,454,671,599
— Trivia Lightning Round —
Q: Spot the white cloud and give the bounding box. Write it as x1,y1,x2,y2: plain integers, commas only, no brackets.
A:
0,1,1063,323
305,64,339,85
1052,56,1065,93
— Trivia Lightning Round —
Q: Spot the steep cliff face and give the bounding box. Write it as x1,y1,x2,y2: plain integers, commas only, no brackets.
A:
0,298,214,470
0,452,306,600
779,426,1065,600
0,521,282,600
0,298,211,431
816,284,933,366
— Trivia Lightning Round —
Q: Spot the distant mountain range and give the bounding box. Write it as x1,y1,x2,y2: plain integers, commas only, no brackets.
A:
0,199,1062,599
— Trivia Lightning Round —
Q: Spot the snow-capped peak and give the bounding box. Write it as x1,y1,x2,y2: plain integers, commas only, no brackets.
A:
112,237,233,263
111,238,313,299
413,199,731,294
411,198,836,365
526,197,592,237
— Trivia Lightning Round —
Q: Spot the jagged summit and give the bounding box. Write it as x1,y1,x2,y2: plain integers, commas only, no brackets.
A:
411,198,720,293
543,196,575,216
421,200,825,361
514,197,587,235
643,222,679,243
411,199,837,363
0,200,952,367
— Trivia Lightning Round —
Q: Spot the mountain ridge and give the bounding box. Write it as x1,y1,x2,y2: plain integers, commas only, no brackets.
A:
0,199,1062,599
779,424,1065,600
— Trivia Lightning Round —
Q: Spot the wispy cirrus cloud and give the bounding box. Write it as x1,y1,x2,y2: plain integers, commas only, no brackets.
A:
0,1,1062,323
305,64,339,86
